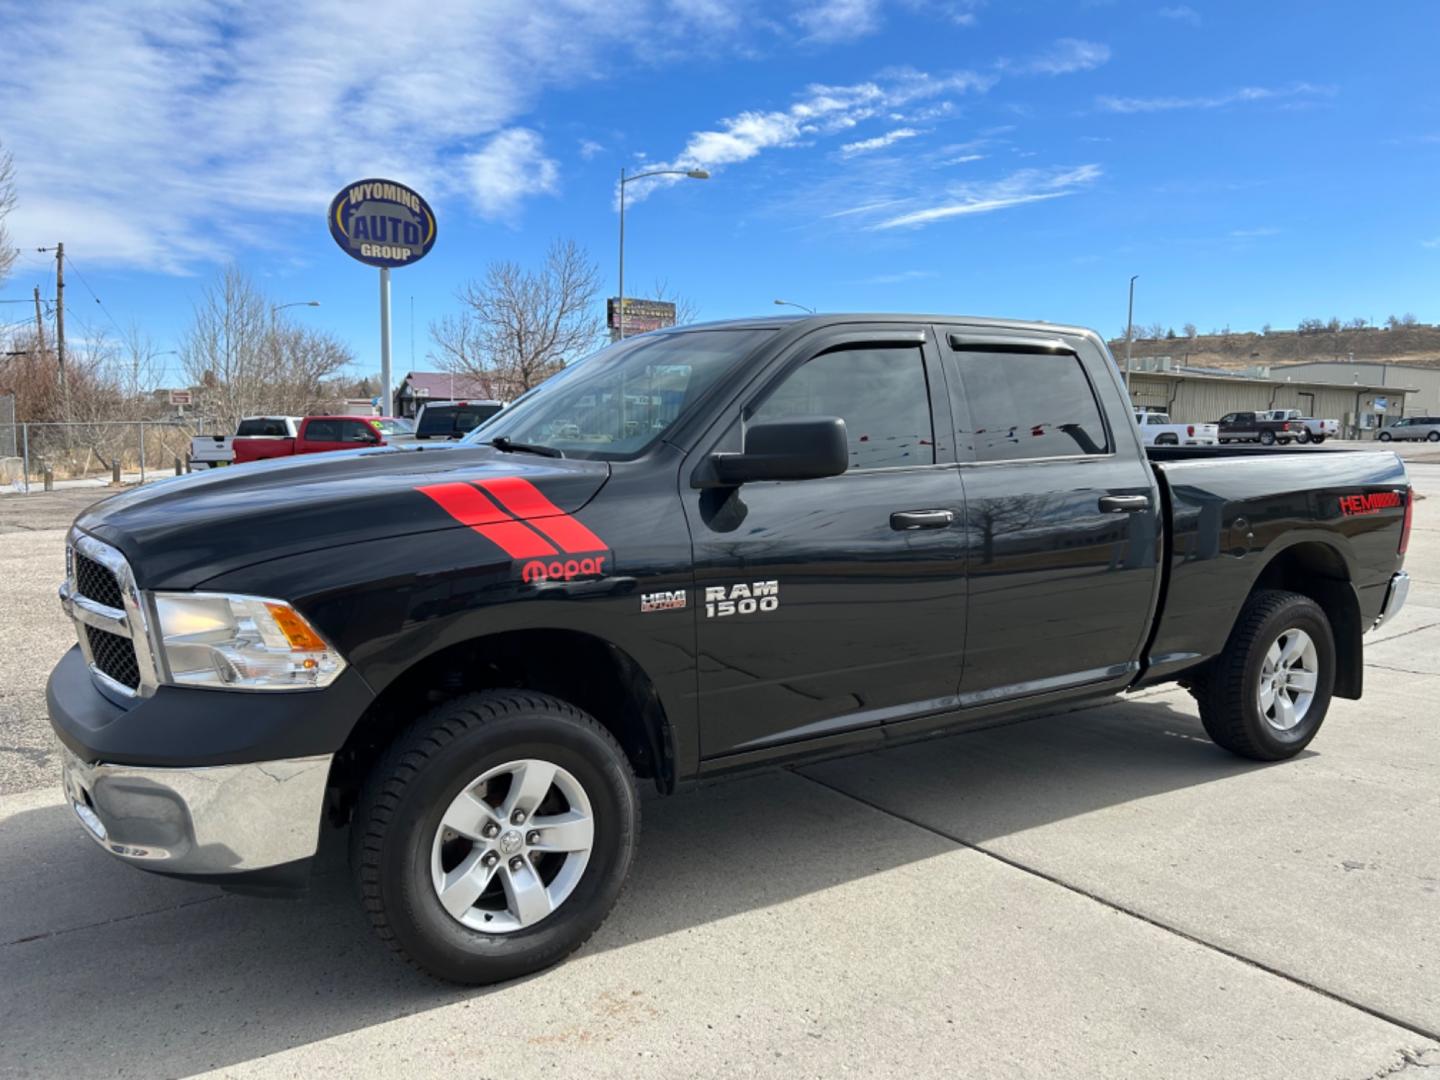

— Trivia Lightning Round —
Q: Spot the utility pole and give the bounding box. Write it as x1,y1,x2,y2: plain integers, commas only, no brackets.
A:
55,242,66,385
1124,274,1138,394
32,286,44,351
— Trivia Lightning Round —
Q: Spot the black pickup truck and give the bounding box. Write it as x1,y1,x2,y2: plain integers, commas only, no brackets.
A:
49,314,1412,984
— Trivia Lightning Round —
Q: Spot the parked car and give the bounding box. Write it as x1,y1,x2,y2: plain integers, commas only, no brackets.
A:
1378,416,1440,442
188,415,302,469
371,416,417,439
1216,410,1300,445
50,313,1412,986
415,400,504,441
1259,409,1339,444
232,415,384,464
1133,410,1219,446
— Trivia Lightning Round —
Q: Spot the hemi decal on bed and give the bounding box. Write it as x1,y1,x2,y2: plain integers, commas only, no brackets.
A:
417,478,609,581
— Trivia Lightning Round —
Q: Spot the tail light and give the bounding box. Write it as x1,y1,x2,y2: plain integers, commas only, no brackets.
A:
1400,488,1413,556
1281,422,1291,431
1187,425,1195,437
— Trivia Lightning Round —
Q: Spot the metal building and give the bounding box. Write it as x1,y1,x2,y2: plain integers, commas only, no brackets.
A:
1271,361,1440,417
1127,368,1413,438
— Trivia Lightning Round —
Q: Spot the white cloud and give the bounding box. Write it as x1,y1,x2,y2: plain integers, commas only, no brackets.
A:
463,129,559,220
0,0,792,272
858,269,939,284
1018,38,1112,75
1421,237,1440,249
794,0,884,42
1230,226,1280,238
942,153,985,164
1098,83,1333,113
841,128,921,156
866,164,1102,229
1157,5,1201,25
578,139,606,160
627,66,991,203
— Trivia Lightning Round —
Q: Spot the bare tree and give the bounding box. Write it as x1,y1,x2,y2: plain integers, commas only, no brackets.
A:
649,278,701,327
0,142,16,285
181,266,354,429
1183,323,1198,339
430,239,602,398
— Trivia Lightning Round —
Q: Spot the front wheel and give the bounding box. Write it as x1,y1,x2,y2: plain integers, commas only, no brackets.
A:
352,690,639,984
1196,590,1335,760
1378,432,1392,442
1429,431,1440,443
1294,428,1311,444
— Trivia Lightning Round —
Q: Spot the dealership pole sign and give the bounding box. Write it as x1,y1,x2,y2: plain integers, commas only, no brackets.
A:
328,178,437,415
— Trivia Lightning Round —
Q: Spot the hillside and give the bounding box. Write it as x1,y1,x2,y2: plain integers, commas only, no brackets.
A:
1106,324,1440,373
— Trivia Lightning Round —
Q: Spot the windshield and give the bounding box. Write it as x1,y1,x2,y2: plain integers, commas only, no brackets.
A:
373,417,415,435
462,328,774,460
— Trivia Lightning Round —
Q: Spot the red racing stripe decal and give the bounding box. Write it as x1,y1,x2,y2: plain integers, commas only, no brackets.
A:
478,476,607,554
417,482,558,558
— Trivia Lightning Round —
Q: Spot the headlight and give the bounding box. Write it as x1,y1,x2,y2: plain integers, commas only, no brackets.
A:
152,592,346,690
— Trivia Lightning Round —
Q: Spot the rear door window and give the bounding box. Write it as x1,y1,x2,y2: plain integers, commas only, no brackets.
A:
305,419,341,442
237,418,288,437
950,350,1109,461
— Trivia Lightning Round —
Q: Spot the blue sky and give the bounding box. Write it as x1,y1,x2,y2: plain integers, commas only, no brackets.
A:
1,0,1437,384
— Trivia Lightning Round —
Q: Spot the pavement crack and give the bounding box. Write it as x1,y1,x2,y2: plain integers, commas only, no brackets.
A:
790,767,1440,1047
1,893,226,948
1359,1047,1440,1078
1368,621,1440,647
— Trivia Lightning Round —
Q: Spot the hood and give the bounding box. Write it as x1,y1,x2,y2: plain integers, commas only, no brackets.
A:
76,444,611,588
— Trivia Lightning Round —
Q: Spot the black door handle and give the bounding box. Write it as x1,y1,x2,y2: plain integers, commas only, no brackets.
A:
891,509,955,530
1099,494,1151,513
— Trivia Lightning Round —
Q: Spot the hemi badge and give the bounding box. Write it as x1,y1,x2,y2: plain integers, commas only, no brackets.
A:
641,590,687,613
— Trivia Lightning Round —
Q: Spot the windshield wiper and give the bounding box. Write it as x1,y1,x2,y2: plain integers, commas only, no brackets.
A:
488,436,564,459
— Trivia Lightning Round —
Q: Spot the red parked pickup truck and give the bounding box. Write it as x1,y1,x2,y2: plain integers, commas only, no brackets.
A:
232,415,385,464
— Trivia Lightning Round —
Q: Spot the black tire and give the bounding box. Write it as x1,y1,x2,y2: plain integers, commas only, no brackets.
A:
1195,590,1335,761
1294,428,1311,444
1260,430,1276,446
352,690,639,984
1311,434,1326,444
1157,434,1178,446
1429,431,1440,443
1378,432,1392,442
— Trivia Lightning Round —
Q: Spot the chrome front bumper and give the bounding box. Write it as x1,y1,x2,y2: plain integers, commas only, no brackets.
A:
60,744,332,875
1372,570,1411,631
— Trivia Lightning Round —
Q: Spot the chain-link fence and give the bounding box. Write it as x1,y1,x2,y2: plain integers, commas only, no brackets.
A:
0,395,15,457
1,420,200,493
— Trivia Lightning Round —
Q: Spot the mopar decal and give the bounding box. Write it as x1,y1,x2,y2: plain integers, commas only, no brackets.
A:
416,477,609,582
705,580,779,618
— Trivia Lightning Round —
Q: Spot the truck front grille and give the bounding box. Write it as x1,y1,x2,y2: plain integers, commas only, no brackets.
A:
74,551,125,611
64,533,159,699
85,625,141,690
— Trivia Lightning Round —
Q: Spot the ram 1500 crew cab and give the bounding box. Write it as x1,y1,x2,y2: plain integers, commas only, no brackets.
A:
49,314,1412,984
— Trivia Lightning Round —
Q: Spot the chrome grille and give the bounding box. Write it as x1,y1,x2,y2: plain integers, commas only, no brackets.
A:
62,532,160,699
74,551,125,610
85,625,141,690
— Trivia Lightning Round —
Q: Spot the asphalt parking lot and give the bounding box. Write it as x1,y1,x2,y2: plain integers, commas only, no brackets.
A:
2,447,1438,1078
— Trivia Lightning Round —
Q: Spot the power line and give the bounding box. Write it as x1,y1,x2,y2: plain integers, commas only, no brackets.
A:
60,253,126,338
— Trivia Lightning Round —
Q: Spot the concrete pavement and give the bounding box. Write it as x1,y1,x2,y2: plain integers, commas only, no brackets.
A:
1,457,1437,1078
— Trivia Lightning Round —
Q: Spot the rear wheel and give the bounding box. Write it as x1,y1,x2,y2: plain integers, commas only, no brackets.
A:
1157,434,1178,446
352,690,639,984
1260,430,1277,446
1378,431,1392,442
1196,590,1335,761
1429,431,1440,443
1311,434,1326,444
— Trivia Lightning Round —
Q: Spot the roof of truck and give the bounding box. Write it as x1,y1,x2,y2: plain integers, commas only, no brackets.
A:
659,313,1097,337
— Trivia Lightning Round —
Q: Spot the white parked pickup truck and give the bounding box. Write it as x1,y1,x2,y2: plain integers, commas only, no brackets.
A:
1259,409,1338,444
188,416,303,469
1133,411,1219,446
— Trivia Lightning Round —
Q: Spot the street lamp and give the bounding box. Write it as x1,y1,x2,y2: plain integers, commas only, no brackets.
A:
617,167,709,340
1124,275,1138,393
773,299,815,314
272,300,321,315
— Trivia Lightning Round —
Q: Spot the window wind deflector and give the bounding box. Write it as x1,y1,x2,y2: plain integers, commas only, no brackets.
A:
947,333,1073,355
489,437,564,459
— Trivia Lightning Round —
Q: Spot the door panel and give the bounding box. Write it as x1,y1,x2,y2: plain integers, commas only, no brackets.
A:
942,339,1161,702
683,330,967,758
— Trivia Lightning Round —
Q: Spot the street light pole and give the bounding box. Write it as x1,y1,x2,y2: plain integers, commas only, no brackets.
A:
773,299,815,314
1124,275,1138,394
617,167,710,341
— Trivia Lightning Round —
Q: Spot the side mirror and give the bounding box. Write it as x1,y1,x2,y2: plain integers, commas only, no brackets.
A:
708,417,849,486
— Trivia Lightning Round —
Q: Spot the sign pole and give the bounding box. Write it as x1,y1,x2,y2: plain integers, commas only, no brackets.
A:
379,266,392,416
